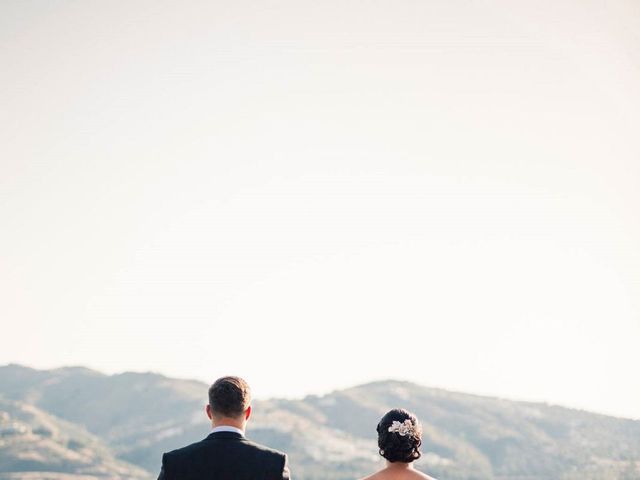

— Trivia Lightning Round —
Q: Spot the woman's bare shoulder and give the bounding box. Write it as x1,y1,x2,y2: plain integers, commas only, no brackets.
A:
358,470,437,480
415,472,437,480
358,473,383,480
407,470,437,480
402,470,436,480
358,471,387,480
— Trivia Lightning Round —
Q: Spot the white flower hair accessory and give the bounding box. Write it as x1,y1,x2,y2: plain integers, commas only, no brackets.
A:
388,419,415,436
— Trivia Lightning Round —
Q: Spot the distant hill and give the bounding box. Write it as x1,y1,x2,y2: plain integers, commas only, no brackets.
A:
1,364,639,479
0,396,148,480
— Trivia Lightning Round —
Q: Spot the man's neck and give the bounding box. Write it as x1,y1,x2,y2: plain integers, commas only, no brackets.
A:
211,418,245,432
211,424,245,435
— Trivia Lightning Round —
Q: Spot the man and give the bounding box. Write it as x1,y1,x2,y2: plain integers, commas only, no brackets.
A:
157,376,290,480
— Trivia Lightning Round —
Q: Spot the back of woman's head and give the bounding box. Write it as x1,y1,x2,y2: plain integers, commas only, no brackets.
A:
376,408,422,463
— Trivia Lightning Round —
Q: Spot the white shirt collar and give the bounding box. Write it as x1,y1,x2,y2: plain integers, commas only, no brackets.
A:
211,425,245,436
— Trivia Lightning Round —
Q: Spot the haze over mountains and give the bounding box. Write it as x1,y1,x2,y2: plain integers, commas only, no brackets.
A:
1,364,639,480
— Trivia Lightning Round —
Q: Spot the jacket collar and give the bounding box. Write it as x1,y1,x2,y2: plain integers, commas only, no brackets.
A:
210,425,245,436
206,430,245,441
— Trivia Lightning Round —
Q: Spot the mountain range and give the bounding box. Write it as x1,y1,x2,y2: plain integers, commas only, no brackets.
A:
1,364,639,480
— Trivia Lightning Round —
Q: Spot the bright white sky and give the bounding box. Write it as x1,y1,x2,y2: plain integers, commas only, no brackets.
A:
1,0,639,419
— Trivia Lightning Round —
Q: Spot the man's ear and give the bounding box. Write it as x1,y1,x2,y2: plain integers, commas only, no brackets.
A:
245,405,252,421
205,404,213,420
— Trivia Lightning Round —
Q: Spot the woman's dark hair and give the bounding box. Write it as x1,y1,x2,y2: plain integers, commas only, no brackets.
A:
377,408,422,463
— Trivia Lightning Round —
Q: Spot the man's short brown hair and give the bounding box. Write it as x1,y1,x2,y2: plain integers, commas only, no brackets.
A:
208,376,251,417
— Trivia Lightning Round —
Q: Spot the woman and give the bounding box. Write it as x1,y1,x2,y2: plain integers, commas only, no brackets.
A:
360,408,436,480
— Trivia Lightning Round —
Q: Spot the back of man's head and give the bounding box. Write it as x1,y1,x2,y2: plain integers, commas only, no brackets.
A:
208,376,251,418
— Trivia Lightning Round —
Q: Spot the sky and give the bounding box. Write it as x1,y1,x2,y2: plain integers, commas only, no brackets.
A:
1,0,639,419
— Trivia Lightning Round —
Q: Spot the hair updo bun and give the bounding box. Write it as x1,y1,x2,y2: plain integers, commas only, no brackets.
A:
377,408,422,463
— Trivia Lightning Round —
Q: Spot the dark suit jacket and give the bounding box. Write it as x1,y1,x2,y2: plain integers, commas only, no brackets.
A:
157,431,290,480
